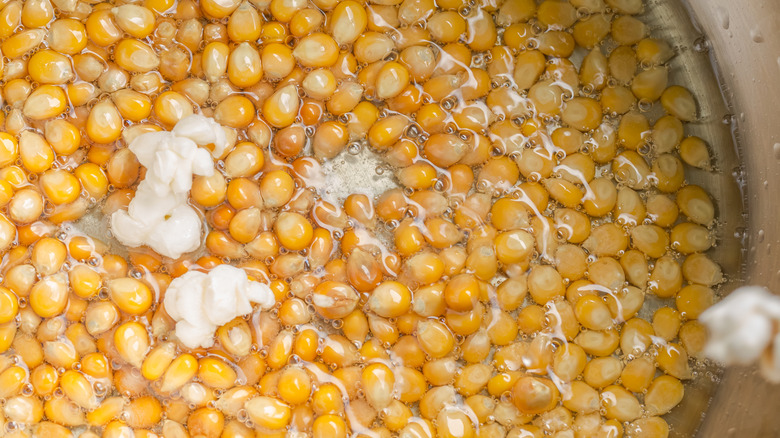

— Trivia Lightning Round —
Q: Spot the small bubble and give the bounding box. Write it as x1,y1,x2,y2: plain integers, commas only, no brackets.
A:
347,142,362,155
692,36,709,53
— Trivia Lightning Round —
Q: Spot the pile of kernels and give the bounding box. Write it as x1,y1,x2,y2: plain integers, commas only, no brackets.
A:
0,0,725,437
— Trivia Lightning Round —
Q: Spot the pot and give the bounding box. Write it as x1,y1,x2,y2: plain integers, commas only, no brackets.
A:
665,0,780,436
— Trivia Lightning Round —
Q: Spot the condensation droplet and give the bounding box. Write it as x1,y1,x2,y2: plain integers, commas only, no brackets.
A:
750,28,764,43
715,6,729,29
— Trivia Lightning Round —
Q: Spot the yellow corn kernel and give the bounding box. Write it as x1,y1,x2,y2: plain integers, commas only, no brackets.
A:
106,148,140,189
258,170,294,209
185,407,223,437
64,82,97,108
195,357,237,389
329,1,367,45
160,353,198,393
86,9,122,46
28,50,74,85
277,367,312,405
670,222,713,254
86,396,126,426
138,342,175,382
601,385,642,423
114,321,150,369
0,321,16,353
299,69,335,101
262,84,300,128
29,273,68,318
153,91,194,126
631,66,668,102
144,0,175,14
47,18,87,55
42,120,79,157
111,4,155,38
310,413,346,438
0,365,26,398
126,396,163,429
29,238,65,277
69,235,108,261
114,38,160,73
344,249,381,292
202,41,230,82
22,85,68,121
273,211,313,251
416,319,455,359
310,281,358,320
60,370,98,410
15,334,44,369
0,132,18,168
373,62,410,100
191,172,227,208
48,198,90,225
227,42,263,88
71,163,107,200
361,363,395,410
259,44,293,82
0,286,18,324
3,263,36,299
21,0,54,28
38,169,80,206
201,0,240,18
2,28,46,58
111,89,152,122
35,421,76,438
225,207,259,244
511,376,559,415
223,142,263,179
4,77,31,105
29,363,57,397
419,385,456,419
101,421,134,438
227,2,262,42
84,302,118,339
0,1,22,39
107,277,152,315
86,100,123,144
214,94,256,128
245,396,291,430
0,212,16,256
618,357,655,397
293,33,339,68
679,136,711,169
17,132,52,176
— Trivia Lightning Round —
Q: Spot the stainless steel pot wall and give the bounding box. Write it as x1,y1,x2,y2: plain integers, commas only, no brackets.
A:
682,0,780,436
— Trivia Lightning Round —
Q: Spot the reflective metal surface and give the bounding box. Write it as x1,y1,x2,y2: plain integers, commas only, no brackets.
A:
681,0,780,436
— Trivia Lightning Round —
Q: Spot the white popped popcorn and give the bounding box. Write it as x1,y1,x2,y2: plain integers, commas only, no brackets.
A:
110,115,228,259
163,264,276,349
700,286,780,382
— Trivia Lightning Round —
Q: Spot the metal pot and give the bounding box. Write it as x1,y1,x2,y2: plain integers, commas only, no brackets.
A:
664,0,780,436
